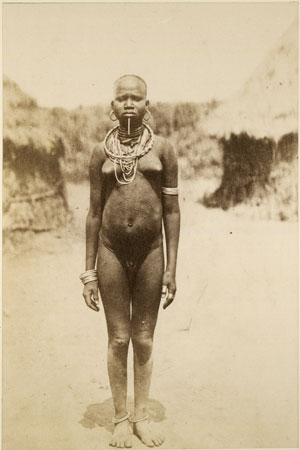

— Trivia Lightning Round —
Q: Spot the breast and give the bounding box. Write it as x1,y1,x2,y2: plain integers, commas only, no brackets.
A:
101,153,162,179
138,152,162,174
101,159,115,177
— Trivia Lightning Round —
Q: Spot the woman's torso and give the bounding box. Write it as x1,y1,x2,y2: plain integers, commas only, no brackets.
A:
100,138,164,255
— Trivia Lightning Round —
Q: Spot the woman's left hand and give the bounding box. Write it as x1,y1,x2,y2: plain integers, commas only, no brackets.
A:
161,271,176,309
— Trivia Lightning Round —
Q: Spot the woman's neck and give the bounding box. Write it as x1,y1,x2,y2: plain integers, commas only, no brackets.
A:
119,124,143,137
118,120,144,145
119,117,143,134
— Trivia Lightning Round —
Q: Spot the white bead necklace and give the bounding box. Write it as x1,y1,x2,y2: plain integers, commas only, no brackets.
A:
104,123,154,185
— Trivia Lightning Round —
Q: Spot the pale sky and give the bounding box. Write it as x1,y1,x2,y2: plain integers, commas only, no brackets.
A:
3,2,298,109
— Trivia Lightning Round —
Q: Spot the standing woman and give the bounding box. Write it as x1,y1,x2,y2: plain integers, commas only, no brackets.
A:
81,75,180,448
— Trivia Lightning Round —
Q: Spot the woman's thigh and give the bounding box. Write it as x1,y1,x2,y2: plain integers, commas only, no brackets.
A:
97,242,131,338
131,245,164,336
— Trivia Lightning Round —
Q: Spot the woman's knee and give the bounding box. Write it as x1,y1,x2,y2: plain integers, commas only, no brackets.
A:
109,335,130,354
132,333,153,364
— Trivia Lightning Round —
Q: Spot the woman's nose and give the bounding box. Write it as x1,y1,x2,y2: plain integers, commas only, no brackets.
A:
125,98,133,107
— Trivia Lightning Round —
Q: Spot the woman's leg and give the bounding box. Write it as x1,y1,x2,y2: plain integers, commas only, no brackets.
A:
97,243,132,448
131,245,165,447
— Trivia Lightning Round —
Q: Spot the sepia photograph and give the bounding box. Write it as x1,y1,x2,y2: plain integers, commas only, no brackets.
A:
2,2,299,449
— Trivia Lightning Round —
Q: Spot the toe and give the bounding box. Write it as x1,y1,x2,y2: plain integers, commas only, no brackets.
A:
125,438,132,448
159,435,165,444
110,439,116,447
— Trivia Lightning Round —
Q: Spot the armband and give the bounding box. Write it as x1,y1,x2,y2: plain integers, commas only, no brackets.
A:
162,186,179,196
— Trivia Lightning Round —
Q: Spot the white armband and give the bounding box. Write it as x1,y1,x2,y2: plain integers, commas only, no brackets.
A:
162,186,179,196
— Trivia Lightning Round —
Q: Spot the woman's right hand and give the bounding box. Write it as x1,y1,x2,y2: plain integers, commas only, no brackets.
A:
83,281,100,312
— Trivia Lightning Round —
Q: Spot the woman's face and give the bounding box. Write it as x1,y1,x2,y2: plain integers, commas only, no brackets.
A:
111,76,149,127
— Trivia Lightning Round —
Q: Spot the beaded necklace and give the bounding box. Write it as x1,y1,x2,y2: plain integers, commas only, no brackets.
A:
118,125,144,146
104,123,154,185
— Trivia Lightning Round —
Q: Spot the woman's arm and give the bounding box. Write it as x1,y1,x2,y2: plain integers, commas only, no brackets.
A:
85,145,105,270
83,144,105,311
161,141,180,309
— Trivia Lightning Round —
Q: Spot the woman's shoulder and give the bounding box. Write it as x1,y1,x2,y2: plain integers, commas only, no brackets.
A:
90,142,106,166
93,141,105,154
153,134,176,159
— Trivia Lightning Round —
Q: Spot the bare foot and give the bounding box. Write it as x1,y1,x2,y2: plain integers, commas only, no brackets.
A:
110,420,132,448
133,420,164,447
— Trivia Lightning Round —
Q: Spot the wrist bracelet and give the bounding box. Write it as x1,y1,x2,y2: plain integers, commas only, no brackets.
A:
80,269,98,285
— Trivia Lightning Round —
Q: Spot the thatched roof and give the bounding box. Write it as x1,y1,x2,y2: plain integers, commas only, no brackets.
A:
3,76,62,153
204,19,298,141
3,77,69,235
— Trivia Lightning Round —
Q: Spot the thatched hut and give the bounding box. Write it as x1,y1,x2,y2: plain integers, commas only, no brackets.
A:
202,19,298,220
3,76,69,236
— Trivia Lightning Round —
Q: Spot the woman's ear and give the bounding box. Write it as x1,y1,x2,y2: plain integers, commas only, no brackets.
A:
146,99,150,107
111,100,115,109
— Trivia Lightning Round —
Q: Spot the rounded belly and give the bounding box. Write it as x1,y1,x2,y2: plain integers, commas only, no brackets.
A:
101,181,163,251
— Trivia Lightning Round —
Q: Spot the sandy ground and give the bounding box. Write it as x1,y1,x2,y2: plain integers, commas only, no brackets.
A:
3,180,298,450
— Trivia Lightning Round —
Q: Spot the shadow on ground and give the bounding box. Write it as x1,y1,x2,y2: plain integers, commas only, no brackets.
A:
79,397,166,432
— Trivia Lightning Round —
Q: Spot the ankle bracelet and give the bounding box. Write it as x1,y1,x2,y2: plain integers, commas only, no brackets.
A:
129,414,149,423
112,411,130,424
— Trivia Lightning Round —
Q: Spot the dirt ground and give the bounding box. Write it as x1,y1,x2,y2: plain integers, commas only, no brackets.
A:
3,180,298,450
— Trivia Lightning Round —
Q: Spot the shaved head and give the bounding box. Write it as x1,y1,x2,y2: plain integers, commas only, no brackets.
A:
111,74,149,127
114,74,147,98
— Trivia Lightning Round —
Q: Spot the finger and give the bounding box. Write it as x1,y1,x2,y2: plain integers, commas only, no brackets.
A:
89,293,100,311
83,293,99,312
163,298,173,309
89,301,99,312
163,292,175,310
161,292,168,301
161,285,168,297
92,292,100,305
83,293,89,305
